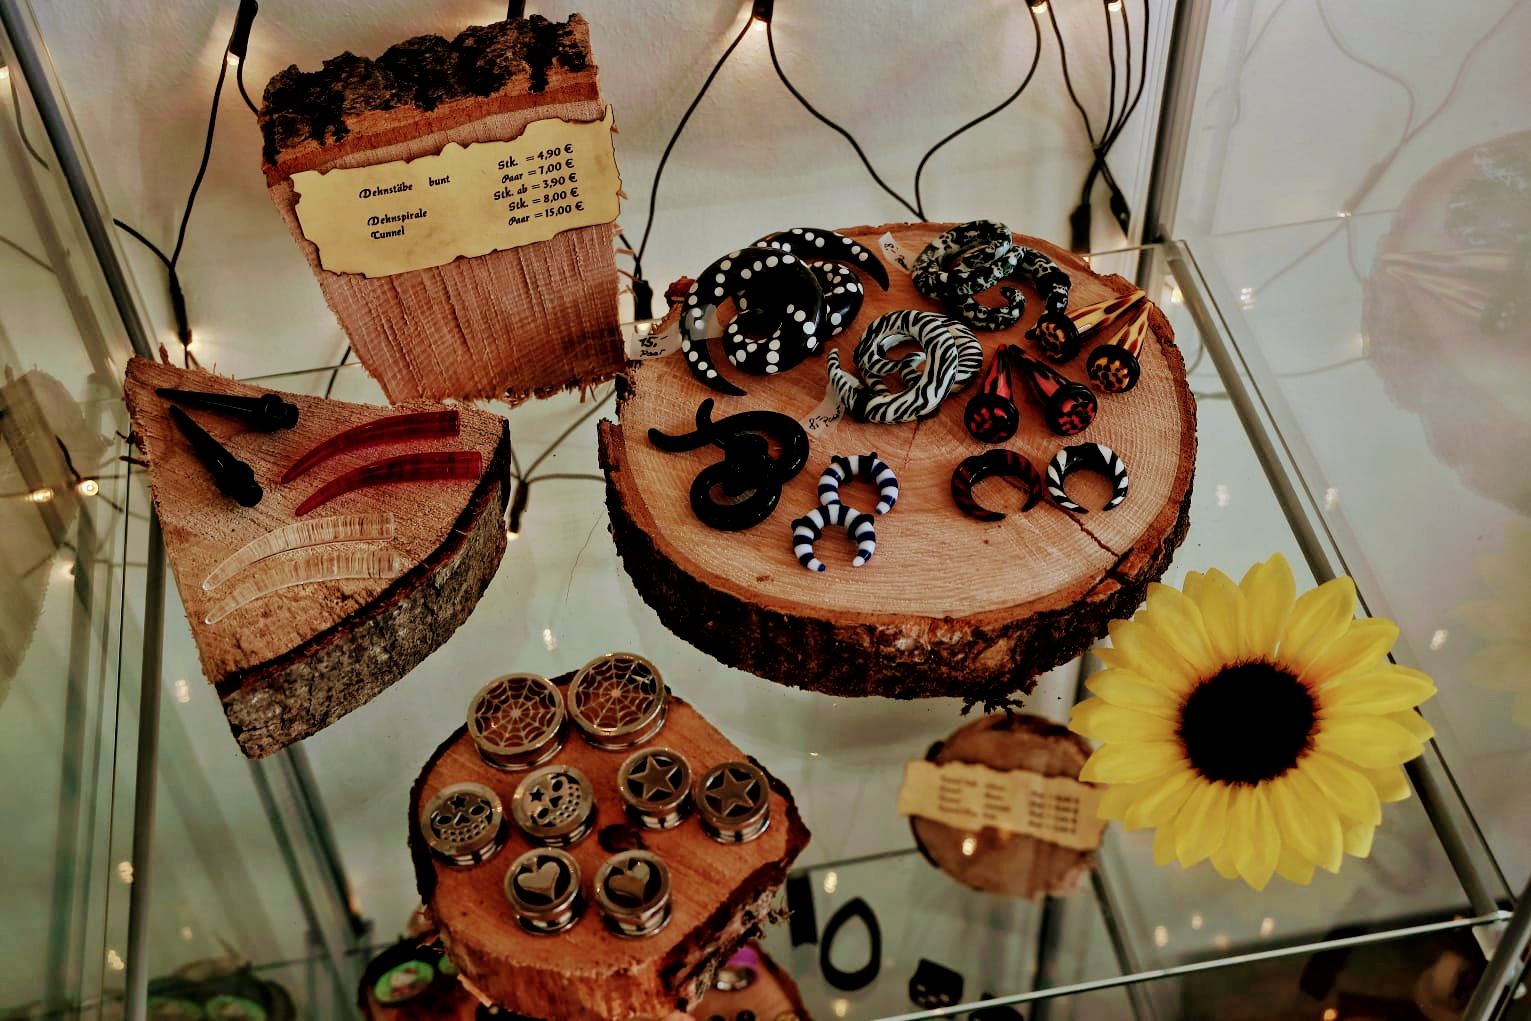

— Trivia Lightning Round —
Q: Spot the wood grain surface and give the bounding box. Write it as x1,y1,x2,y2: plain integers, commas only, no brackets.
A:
123,357,509,757
409,694,810,1021
601,223,1196,701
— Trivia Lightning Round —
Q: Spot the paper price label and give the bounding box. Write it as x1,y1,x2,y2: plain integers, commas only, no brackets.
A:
896,759,1106,851
291,107,620,278
878,231,917,275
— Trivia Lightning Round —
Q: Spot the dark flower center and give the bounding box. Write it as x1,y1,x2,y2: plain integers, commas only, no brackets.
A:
1178,661,1316,785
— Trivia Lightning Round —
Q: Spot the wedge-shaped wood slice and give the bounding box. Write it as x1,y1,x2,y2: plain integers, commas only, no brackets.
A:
123,357,510,758
600,223,1196,703
409,692,809,1021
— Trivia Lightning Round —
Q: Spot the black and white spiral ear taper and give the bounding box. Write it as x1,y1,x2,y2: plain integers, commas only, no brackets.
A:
754,227,891,291
818,452,899,515
791,503,877,572
1046,443,1129,513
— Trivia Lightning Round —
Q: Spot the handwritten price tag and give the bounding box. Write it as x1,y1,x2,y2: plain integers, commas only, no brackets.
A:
290,107,620,278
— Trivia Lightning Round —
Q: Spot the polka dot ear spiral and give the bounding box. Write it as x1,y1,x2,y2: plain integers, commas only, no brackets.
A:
791,503,877,572
1047,443,1129,513
826,310,984,424
754,226,892,290
1010,346,1098,436
950,448,1045,522
679,246,825,396
818,452,899,515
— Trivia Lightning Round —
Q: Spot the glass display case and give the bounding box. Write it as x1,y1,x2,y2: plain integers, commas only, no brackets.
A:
2,0,1527,1018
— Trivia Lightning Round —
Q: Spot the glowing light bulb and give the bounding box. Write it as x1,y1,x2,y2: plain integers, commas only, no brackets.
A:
1429,629,1448,651
106,949,125,972
751,17,766,32
1190,912,1203,930
117,861,134,884
1028,0,1049,11
542,627,558,651
77,479,99,496
180,926,194,941
961,835,978,856
0,65,10,82
1153,925,1169,947
225,52,241,68
26,487,54,504
1106,0,1123,10
506,528,519,541
1259,916,1276,937
1170,285,1184,304
832,999,849,1019
823,871,838,894
174,679,191,704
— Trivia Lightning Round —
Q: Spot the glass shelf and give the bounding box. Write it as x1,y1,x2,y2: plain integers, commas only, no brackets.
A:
113,244,1513,1020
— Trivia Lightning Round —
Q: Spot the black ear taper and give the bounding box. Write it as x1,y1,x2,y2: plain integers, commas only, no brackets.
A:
157,387,298,431
168,405,263,507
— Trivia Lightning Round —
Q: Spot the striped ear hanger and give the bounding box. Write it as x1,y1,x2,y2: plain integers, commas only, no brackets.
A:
818,452,899,515
1046,443,1129,513
791,504,877,572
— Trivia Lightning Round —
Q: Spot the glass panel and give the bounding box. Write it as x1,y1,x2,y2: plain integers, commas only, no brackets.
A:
0,22,149,1017
1173,0,1531,895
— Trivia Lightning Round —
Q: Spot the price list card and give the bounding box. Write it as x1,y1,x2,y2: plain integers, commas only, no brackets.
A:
291,107,620,278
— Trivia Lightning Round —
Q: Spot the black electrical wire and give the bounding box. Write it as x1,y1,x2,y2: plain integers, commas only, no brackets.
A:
170,47,231,268
1048,5,1097,144
322,346,351,399
7,73,52,167
765,18,920,219
1081,0,1148,213
1103,2,1120,147
111,220,172,268
912,8,1044,220
236,57,258,117
633,16,753,270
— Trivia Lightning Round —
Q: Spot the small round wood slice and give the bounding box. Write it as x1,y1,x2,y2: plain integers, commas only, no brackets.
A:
911,713,1099,900
409,691,810,1021
599,223,1196,702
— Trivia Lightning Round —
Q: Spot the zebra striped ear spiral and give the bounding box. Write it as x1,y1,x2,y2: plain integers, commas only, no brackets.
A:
817,452,899,515
1046,443,1129,514
791,503,878,573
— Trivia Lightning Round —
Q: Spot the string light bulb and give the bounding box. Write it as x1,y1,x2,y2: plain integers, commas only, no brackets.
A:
0,64,10,82
26,487,54,504
1106,0,1123,9
751,0,774,29
1028,0,1049,10
77,479,99,497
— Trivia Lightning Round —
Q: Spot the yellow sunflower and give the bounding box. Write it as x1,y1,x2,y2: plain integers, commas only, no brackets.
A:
1068,553,1437,890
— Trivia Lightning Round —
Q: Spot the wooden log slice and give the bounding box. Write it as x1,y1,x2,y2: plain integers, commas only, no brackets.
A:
910,713,1099,900
259,14,622,405
123,357,509,758
599,223,1196,702
409,692,810,1021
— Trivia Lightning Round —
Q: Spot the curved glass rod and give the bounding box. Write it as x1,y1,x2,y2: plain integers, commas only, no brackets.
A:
201,513,397,591
294,451,482,517
280,410,460,484
204,547,407,625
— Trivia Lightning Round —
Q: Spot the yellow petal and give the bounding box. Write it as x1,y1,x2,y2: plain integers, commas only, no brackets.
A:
1079,741,1186,784
1343,823,1375,858
1240,554,1296,657
1300,751,1382,826
1300,618,1399,685
1102,617,1202,695
1123,770,1197,830
1210,840,1240,880
1285,767,1344,872
1386,710,1436,744
1099,781,1147,821
1275,844,1317,885
1152,823,1178,867
1191,569,1250,664
1234,787,1280,890
1278,576,1357,672
1319,666,1437,715
1084,668,1183,718
1314,717,1425,769
1142,585,1217,676
1268,775,1324,866
1069,699,1177,743
1174,781,1230,867
1361,765,1412,803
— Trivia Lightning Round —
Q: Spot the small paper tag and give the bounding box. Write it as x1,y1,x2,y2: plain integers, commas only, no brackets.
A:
290,107,620,278
877,231,916,275
625,316,684,360
896,759,1106,851
802,379,844,437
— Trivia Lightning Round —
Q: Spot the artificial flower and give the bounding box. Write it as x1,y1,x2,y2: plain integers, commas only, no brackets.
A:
1069,553,1436,890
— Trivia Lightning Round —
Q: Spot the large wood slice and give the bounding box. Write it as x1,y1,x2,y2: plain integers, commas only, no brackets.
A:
910,713,1099,900
599,223,1196,702
409,694,810,1021
259,14,621,405
123,357,509,758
